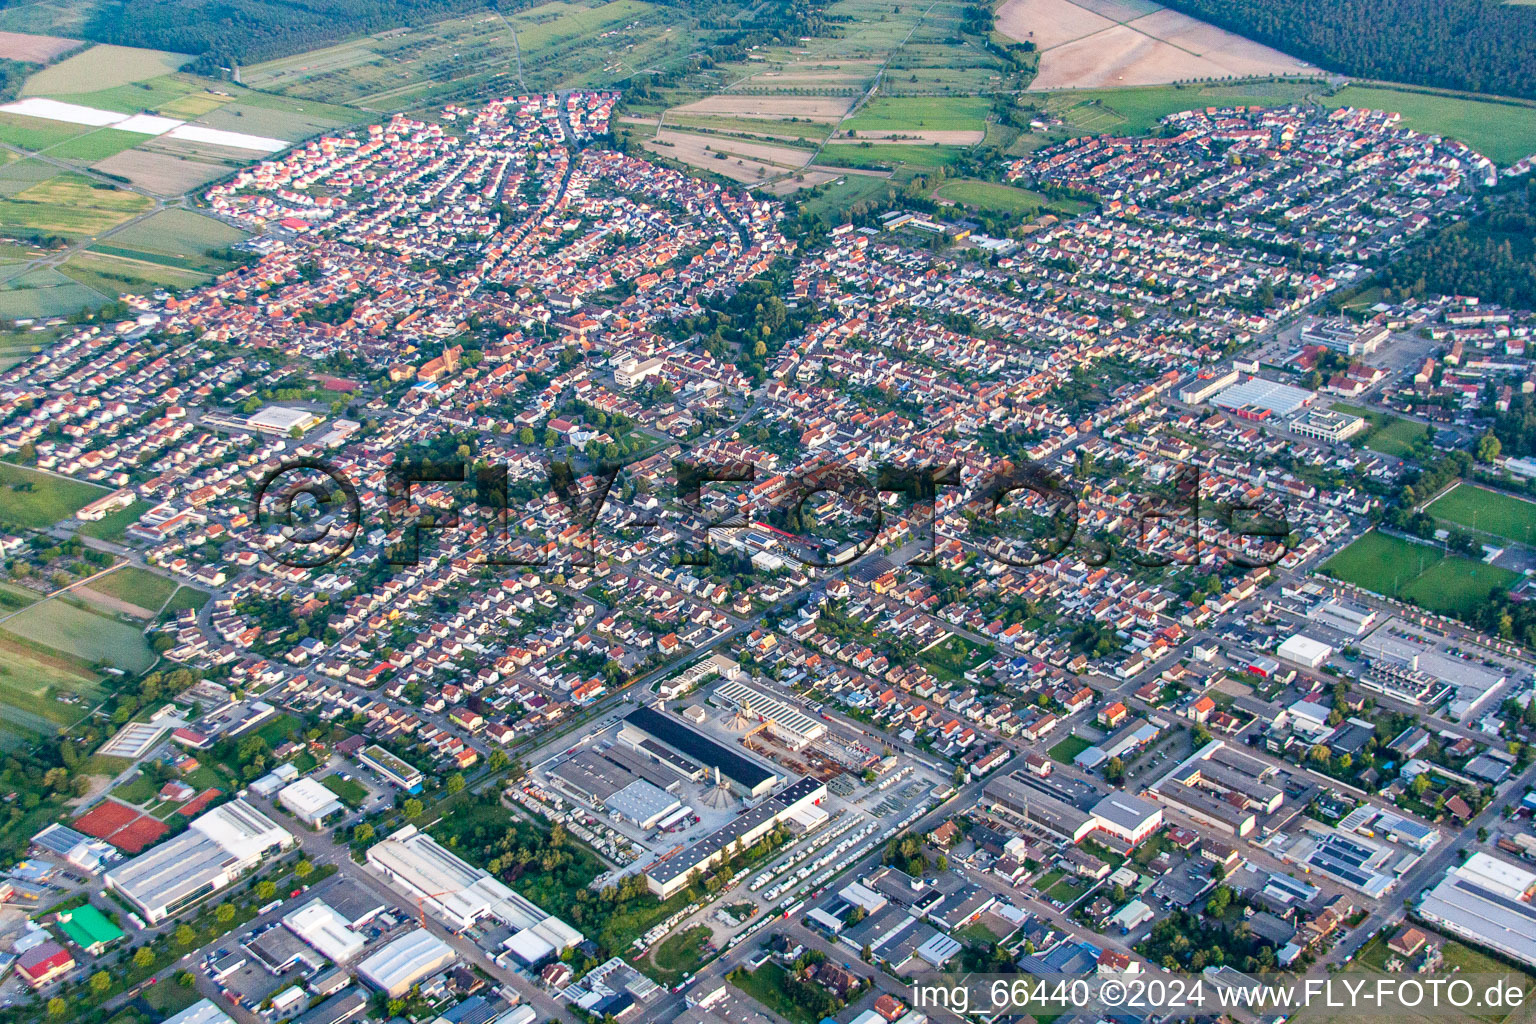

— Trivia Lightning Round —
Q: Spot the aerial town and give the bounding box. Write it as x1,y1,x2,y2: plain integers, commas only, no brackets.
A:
0,77,1535,1024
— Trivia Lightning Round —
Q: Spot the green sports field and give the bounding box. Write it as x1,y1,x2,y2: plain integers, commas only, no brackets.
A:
1426,484,1536,546
1319,530,1519,616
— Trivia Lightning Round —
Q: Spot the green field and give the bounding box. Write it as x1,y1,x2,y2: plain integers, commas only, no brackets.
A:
92,208,247,272
1036,79,1320,138
918,633,989,681
321,773,369,807
821,141,966,171
1048,733,1094,764
1319,530,1519,616
0,630,103,750
0,461,108,527
0,172,152,238
244,0,677,106
1426,484,1536,546
0,598,155,672
0,267,109,319
77,499,150,541
651,924,711,984
1319,85,1536,166
935,179,1085,217
1331,403,1429,457
85,566,178,611
21,44,189,96
39,128,146,162
729,963,821,1024
164,586,211,614
844,95,992,134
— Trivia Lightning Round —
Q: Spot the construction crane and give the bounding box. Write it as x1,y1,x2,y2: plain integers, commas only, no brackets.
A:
415,888,462,927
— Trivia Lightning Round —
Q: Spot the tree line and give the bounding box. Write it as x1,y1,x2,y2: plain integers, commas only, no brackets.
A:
1155,0,1536,99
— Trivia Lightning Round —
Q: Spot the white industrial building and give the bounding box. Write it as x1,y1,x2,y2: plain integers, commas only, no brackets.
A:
1418,853,1536,968
711,679,826,749
105,800,294,923
278,778,345,827
356,930,458,998
1277,634,1333,669
366,826,582,951
283,900,366,964
162,1000,237,1024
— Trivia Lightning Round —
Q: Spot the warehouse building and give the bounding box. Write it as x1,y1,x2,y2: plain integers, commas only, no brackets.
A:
982,773,1095,844
283,900,366,964
366,825,582,952
619,706,780,798
278,778,345,828
1418,853,1536,968
105,800,294,923
162,1001,237,1024
644,777,827,898
357,930,458,998
710,680,826,750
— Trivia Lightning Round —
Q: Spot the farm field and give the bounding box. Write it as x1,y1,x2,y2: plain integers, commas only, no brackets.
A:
842,96,991,139
820,141,966,172
82,565,178,613
164,586,210,614
995,0,1311,90
22,44,187,95
644,128,811,182
1319,86,1536,166
0,30,80,64
1319,530,1519,616
0,597,156,672
0,267,108,319
0,630,103,751
244,1,681,107
1426,484,1536,547
0,461,108,527
0,111,91,151
0,172,152,238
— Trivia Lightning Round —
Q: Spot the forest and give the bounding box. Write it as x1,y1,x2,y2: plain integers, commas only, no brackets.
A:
1155,0,1536,99
1377,186,1536,312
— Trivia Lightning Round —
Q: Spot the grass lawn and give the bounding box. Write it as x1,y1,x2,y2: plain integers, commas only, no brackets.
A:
253,713,302,748
321,773,368,807
77,499,151,541
1400,557,1519,617
0,461,108,528
86,566,178,611
918,633,989,682
843,95,992,133
1319,529,1518,615
650,924,711,984
728,963,820,1024
1426,484,1536,546
111,771,161,805
164,586,211,614
1048,734,1094,764
1331,403,1429,457
1318,85,1536,166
